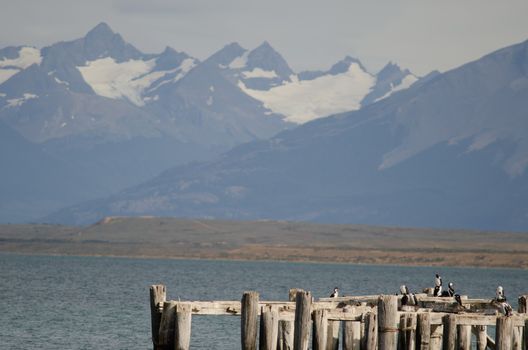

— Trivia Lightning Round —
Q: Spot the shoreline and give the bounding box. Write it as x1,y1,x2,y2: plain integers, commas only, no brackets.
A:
2,249,527,270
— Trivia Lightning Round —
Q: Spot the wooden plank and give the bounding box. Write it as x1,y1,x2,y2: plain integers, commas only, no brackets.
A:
312,309,328,350
294,290,312,350
158,301,177,350
150,284,166,350
242,291,259,350
175,302,192,350
417,313,431,350
260,305,279,350
278,320,294,350
378,295,399,350
442,314,456,350
496,316,513,350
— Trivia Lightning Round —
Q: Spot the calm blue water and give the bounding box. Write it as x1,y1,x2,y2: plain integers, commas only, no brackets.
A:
0,253,527,349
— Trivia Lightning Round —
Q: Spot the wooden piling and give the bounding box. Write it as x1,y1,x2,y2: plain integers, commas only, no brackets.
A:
326,321,340,350
158,301,177,350
242,291,260,350
278,320,294,350
150,284,167,350
289,289,304,302
294,290,312,350
342,321,361,350
417,313,431,350
442,314,456,350
457,325,471,350
175,302,192,350
400,314,417,350
260,305,279,350
496,316,513,350
429,325,443,350
518,295,527,313
365,312,378,350
525,320,528,350
312,309,328,350
378,295,399,350
475,325,487,350
512,326,522,350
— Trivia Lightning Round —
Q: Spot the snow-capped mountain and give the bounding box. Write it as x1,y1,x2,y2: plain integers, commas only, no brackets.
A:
45,38,528,231
207,43,418,124
0,22,420,223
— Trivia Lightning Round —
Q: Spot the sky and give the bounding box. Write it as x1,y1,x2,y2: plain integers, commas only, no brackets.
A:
1,0,528,76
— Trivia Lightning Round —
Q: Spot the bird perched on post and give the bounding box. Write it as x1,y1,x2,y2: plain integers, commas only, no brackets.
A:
442,282,455,297
493,286,513,316
434,274,443,297
330,287,339,298
400,285,418,306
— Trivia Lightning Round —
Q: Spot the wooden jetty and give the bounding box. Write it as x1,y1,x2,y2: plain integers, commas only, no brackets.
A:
149,285,528,350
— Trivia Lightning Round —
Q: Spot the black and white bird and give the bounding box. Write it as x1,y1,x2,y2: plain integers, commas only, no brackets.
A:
400,285,418,306
434,274,443,297
493,286,513,316
330,287,339,298
442,282,455,297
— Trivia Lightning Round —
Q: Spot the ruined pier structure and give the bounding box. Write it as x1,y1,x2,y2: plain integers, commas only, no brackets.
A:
149,285,528,350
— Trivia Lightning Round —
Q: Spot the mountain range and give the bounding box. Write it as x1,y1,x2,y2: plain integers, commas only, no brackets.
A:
0,23,419,222
44,38,528,231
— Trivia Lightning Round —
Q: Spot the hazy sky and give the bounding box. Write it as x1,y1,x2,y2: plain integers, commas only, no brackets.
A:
1,0,528,75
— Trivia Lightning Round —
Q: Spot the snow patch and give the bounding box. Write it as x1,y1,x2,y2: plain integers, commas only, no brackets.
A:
228,51,249,69
0,47,41,69
239,63,375,124
78,57,196,106
6,93,38,108
0,68,20,85
242,68,278,79
206,96,213,106
54,77,70,86
374,74,418,102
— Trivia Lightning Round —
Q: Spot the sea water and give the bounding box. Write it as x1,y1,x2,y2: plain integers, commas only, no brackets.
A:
0,253,527,349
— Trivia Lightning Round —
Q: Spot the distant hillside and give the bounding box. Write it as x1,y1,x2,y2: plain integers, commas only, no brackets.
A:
47,39,528,231
1,217,527,268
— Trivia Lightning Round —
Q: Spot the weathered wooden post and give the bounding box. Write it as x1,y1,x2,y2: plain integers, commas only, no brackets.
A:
512,326,522,350
242,291,260,350
496,316,513,350
417,313,431,350
278,320,294,350
475,325,487,350
260,305,279,350
365,312,378,350
175,302,192,350
343,321,361,350
289,289,303,302
518,295,527,313
400,314,417,350
430,325,443,350
457,325,471,350
378,295,399,350
326,321,340,350
150,284,167,350
442,314,456,350
158,301,177,350
312,309,328,350
294,290,312,350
